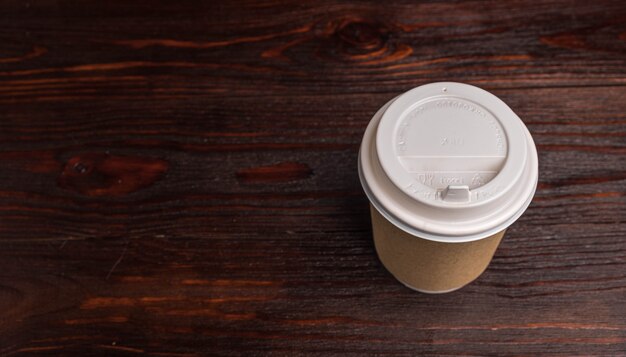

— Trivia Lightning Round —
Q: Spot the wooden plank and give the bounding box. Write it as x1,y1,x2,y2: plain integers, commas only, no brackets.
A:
0,0,624,355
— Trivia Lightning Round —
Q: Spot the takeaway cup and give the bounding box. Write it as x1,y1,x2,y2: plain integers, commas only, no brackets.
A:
358,82,538,293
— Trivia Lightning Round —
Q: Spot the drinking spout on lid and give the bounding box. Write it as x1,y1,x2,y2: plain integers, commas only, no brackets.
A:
442,185,470,202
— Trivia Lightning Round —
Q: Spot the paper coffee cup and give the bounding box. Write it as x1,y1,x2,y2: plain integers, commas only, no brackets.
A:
358,82,538,293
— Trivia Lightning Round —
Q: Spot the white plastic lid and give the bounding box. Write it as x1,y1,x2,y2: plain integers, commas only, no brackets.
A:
359,82,538,242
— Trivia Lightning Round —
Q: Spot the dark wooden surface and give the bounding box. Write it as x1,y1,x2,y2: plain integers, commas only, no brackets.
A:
0,1,625,355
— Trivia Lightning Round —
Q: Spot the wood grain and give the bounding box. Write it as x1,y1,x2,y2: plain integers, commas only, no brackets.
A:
0,0,625,355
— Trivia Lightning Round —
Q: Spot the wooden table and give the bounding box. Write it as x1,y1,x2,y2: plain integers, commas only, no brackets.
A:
1,1,625,355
